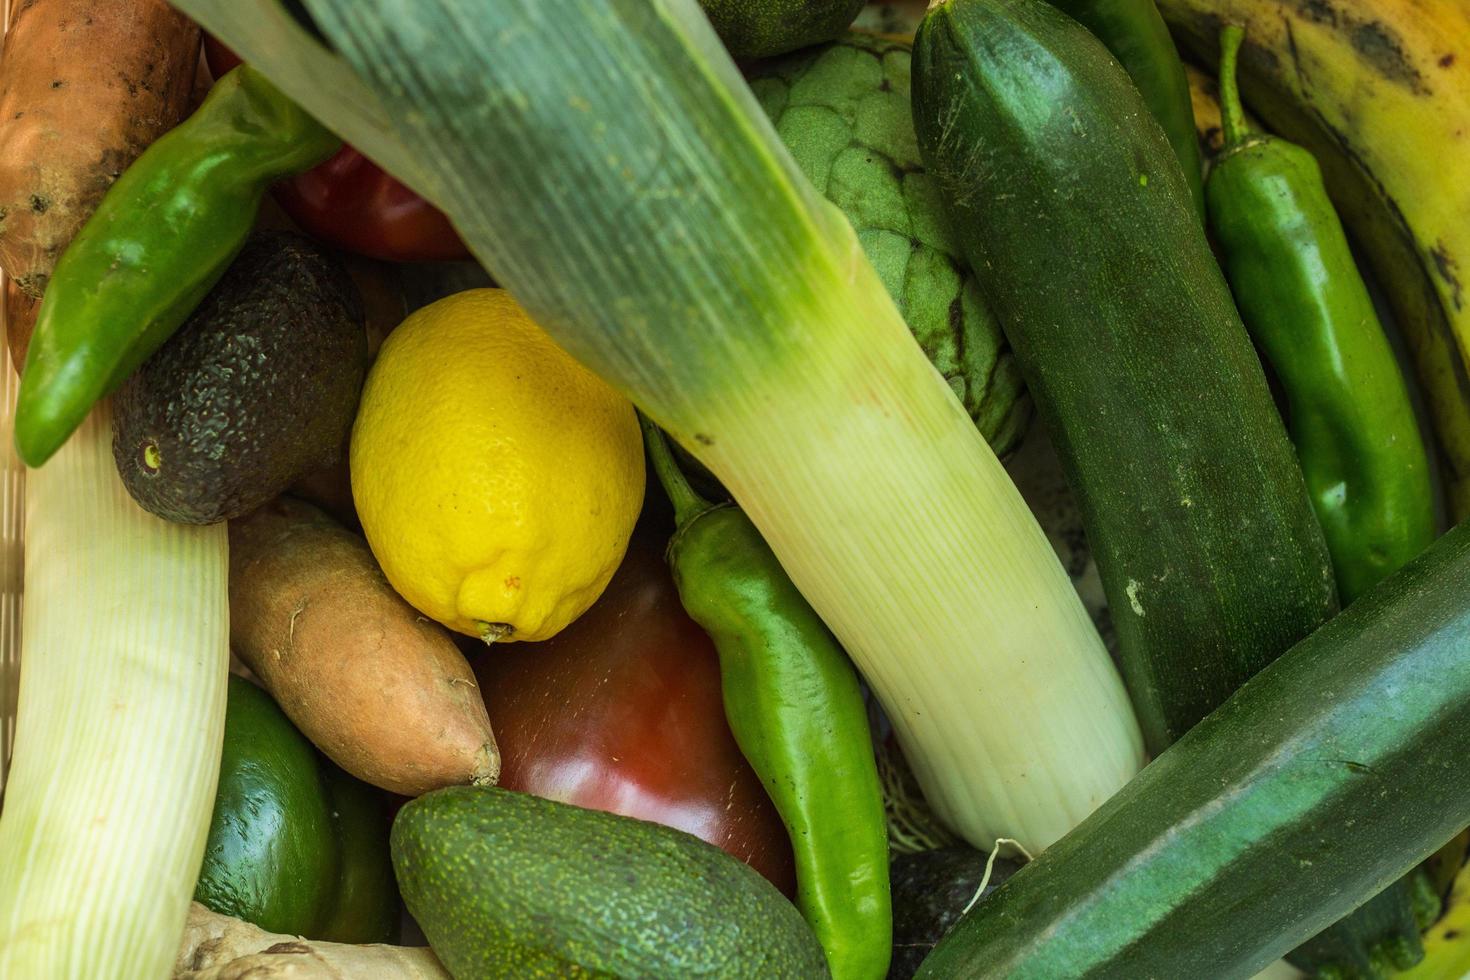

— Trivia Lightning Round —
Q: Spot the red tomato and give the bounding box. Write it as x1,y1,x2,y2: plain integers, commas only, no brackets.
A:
472,529,797,896
203,37,470,263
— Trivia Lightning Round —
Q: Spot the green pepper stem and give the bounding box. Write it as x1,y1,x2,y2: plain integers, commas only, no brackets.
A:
1218,25,1250,146
638,412,713,529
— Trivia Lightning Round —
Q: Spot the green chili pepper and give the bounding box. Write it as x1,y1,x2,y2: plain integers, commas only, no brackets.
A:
1044,0,1205,220
1206,25,1435,605
641,416,891,980
14,66,340,467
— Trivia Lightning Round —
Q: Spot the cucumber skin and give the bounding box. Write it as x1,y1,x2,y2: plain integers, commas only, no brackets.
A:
911,0,1336,754
915,519,1470,979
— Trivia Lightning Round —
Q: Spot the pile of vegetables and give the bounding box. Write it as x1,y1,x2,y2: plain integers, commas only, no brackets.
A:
0,0,1468,977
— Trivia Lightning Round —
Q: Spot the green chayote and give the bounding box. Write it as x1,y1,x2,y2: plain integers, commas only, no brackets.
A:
749,33,1030,456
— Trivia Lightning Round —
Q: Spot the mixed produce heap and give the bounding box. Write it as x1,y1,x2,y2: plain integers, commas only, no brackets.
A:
13,62,340,466
222,0,1147,862
0,0,1468,978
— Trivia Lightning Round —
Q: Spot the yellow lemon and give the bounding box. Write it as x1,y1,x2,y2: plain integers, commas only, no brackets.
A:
350,289,644,642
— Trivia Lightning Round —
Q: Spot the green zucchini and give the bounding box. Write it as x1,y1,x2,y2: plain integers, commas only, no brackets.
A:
746,32,1029,457
700,0,866,58
916,519,1470,978
911,0,1336,755
1042,0,1205,220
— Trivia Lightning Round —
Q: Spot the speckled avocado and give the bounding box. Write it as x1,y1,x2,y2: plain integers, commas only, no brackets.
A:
112,231,366,524
392,786,830,979
700,0,866,59
748,32,1030,456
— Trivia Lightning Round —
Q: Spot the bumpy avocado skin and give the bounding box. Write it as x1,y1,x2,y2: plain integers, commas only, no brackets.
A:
113,232,366,524
749,33,1030,456
701,0,867,59
392,786,830,979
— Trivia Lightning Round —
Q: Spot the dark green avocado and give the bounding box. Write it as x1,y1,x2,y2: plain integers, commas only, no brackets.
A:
701,0,866,59
392,786,830,978
112,231,366,524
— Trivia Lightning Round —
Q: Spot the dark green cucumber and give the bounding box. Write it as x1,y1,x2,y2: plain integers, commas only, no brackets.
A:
912,0,1336,755
916,519,1470,978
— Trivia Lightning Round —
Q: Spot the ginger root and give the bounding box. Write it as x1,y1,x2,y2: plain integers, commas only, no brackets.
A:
175,904,450,980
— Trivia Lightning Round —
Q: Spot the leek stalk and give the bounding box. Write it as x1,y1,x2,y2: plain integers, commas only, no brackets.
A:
0,326,19,790
0,402,228,979
180,0,1145,851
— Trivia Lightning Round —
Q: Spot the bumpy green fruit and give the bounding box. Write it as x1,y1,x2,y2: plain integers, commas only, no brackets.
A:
749,32,1030,455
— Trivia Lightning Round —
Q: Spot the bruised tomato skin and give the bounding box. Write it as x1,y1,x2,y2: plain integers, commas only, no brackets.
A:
203,37,470,263
472,531,797,896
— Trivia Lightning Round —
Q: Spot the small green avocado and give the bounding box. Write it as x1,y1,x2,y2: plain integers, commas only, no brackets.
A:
700,0,866,59
112,231,366,524
393,786,830,979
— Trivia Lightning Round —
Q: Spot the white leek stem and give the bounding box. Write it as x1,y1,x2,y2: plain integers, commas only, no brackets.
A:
0,402,229,979
0,313,21,786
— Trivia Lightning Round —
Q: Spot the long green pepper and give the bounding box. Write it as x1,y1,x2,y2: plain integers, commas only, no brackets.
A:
1208,26,1439,978
1207,26,1435,607
641,417,891,980
14,66,340,467
1042,0,1204,220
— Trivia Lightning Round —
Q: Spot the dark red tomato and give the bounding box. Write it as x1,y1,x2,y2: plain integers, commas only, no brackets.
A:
472,530,797,896
203,37,470,263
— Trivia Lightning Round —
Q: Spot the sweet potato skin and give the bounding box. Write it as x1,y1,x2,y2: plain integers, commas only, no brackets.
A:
229,497,498,797
0,0,200,299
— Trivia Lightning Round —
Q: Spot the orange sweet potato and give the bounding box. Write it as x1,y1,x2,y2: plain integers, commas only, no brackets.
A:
0,0,199,299
229,497,499,797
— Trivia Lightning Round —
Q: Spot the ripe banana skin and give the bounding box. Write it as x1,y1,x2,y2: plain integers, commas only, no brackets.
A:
1402,850,1470,979
1158,0,1470,523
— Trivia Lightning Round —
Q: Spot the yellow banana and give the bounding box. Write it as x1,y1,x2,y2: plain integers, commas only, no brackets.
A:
1159,0,1470,522
1402,851,1470,979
